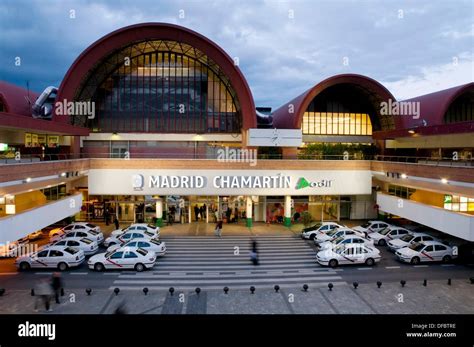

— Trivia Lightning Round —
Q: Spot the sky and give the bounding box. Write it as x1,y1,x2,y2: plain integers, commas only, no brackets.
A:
0,0,473,110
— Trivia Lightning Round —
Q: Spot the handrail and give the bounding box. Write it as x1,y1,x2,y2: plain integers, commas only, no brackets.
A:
0,153,473,165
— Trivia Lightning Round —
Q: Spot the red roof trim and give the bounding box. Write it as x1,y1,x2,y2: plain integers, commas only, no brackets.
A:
272,74,395,129
0,112,90,135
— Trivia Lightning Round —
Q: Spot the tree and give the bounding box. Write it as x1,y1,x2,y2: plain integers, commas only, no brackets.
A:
301,211,313,226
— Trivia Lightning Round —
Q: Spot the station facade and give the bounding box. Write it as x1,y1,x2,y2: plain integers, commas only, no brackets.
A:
0,23,473,243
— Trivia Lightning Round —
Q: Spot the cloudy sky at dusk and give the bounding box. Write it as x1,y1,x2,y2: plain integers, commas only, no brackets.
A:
0,0,472,109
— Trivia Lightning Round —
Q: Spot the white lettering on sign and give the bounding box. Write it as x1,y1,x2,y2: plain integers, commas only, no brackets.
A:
149,176,205,189
144,175,293,189
213,175,291,189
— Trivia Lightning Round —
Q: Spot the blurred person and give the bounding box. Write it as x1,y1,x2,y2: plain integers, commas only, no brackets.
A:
114,217,119,230
51,272,63,304
215,220,223,237
250,239,259,265
34,278,53,312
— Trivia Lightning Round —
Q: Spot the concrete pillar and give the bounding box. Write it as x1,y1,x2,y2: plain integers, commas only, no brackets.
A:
71,136,81,159
284,195,292,227
246,196,253,228
155,199,163,227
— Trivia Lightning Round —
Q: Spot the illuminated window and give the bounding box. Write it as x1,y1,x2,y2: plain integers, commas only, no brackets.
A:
302,112,372,135
444,195,474,212
72,40,241,133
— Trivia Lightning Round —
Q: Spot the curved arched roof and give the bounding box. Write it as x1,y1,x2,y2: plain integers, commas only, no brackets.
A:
55,22,256,129
0,81,38,117
396,82,474,129
272,74,396,130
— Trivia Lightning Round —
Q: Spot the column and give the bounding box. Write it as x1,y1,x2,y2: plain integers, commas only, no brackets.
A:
246,196,253,228
188,203,191,224
284,195,292,227
155,199,163,227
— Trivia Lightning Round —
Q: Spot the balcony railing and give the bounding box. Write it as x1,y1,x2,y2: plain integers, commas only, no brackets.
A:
1,152,473,166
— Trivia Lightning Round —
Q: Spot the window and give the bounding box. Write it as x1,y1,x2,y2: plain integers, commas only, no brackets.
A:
49,250,63,257
434,245,447,251
413,237,421,242
444,195,474,212
124,252,138,259
75,41,241,133
77,232,88,237
110,252,123,259
64,225,74,231
398,230,409,235
424,246,434,252
68,241,79,246
37,250,49,258
302,112,372,135
56,241,66,246
424,236,434,241
138,241,149,248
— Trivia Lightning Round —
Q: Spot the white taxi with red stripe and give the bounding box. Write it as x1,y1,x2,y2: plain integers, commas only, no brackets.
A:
316,243,381,267
15,246,85,271
88,247,156,272
395,241,457,265
367,226,411,246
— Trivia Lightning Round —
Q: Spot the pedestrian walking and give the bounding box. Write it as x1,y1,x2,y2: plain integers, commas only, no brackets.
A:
34,278,53,312
104,208,110,226
114,217,119,230
250,239,259,265
194,205,199,221
51,272,63,304
215,220,223,237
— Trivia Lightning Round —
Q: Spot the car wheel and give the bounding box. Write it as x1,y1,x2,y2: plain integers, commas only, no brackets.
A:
410,257,420,265
57,262,68,271
94,263,105,272
442,255,452,263
365,258,375,266
328,259,338,268
19,262,30,271
378,239,386,246
309,234,316,240
134,263,145,272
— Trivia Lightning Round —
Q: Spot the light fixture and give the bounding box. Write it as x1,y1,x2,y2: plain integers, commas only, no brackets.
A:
24,177,32,183
401,173,407,179
408,129,416,134
441,178,448,184
60,172,67,177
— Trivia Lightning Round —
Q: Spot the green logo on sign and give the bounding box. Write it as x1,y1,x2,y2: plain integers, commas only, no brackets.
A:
296,177,332,189
296,177,310,189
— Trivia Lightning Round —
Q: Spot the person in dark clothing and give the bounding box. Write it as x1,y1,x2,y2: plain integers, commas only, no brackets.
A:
293,211,301,222
104,208,110,226
226,208,232,223
51,272,63,304
215,220,223,237
194,205,199,221
234,207,239,223
250,239,259,265
114,217,119,230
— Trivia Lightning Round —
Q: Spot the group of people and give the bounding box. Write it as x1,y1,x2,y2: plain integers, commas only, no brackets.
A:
194,204,207,221
33,272,63,312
